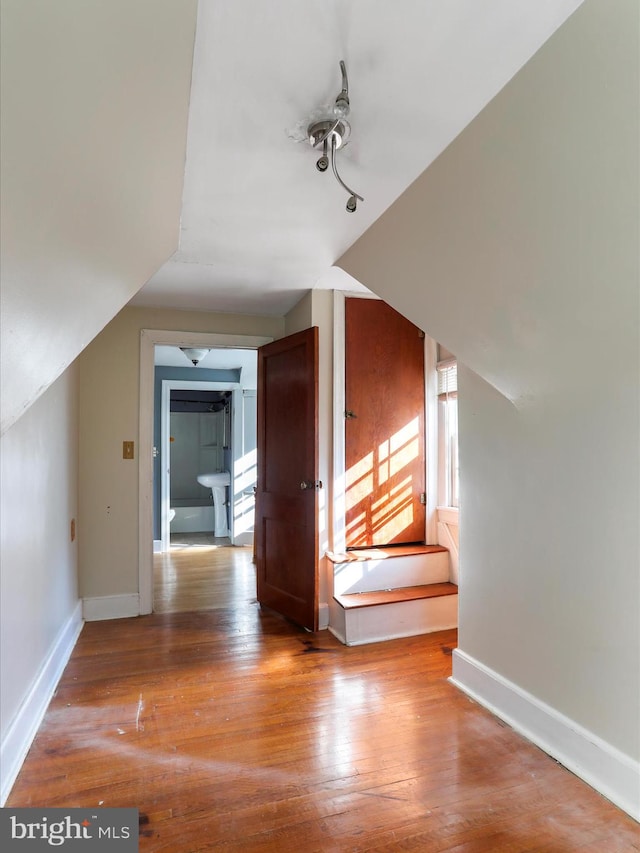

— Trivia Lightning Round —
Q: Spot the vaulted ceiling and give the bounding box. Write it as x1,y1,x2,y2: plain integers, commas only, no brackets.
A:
131,0,584,316
0,0,584,434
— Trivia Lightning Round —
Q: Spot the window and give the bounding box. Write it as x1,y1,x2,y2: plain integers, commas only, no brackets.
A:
437,357,458,508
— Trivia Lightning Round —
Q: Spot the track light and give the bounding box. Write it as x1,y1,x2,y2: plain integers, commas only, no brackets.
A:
307,61,363,211
316,138,329,171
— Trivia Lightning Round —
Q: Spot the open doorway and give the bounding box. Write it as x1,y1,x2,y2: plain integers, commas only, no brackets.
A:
158,379,239,552
152,345,257,612
137,330,273,615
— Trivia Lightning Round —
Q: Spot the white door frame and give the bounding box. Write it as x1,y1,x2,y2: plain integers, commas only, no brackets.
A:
160,379,240,552
138,329,273,614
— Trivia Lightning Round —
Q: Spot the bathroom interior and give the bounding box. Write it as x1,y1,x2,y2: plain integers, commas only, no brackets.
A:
169,388,233,541
153,346,258,553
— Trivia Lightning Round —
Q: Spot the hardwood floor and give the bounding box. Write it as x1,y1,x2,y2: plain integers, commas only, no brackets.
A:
153,536,254,614
6,545,638,851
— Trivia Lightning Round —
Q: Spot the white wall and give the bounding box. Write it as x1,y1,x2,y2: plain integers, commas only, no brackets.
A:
170,411,223,500
0,0,198,434
340,0,639,814
77,306,284,603
285,289,334,628
0,365,82,803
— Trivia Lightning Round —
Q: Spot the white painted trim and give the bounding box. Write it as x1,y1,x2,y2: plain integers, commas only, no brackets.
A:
342,594,458,646
318,601,329,631
437,506,459,526
424,335,439,544
1,602,83,806
437,521,459,585
328,625,347,645
332,292,347,553
82,594,140,622
161,379,170,551
333,550,449,595
139,329,156,614
138,329,273,614
153,540,162,553
450,649,640,821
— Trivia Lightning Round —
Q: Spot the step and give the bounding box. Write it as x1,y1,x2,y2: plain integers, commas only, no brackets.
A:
327,544,450,596
334,581,457,609
329,581,458,647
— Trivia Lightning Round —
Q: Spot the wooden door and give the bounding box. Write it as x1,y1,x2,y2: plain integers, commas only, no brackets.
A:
255,327,319,630
345,298,426,548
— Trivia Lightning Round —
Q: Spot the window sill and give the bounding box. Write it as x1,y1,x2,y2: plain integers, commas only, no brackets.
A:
436,506,459,525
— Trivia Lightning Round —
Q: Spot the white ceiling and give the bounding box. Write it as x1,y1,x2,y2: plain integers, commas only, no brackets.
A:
130,0,583,317
155,344,258,386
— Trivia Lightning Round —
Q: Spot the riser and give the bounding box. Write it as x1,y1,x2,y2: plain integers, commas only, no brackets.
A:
333,551,449,595
329,593,458,647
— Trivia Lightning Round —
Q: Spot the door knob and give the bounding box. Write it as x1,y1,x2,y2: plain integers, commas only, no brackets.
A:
300,480,323,490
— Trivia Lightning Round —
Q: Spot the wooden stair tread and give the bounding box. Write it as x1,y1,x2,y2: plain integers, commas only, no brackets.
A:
326,544,448,563
335,582,458,610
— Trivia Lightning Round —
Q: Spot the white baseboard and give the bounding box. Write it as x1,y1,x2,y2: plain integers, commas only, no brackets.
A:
328,625,347,645
153,539,162,553
233,532,254,548
83,593,140,622
451,648,640,822
1,601,84,806
318,601,329,631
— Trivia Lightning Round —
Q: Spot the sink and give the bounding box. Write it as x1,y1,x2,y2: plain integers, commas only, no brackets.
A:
197,472,231,488
197,472,231,537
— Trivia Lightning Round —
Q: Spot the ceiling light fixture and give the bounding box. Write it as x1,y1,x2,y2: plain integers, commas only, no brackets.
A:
180,347,211,366
307,61,363,213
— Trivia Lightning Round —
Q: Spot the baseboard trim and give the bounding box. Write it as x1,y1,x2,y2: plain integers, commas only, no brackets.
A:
318,601,329,631
233,532,254,548
83,594,140,622
327,625,347,645
1,601,84,805
153,539,162,553
450,649,640,821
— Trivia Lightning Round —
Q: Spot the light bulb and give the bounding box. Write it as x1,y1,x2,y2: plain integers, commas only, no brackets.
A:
333,96,350,119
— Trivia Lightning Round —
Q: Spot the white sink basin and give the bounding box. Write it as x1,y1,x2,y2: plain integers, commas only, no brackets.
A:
197,472,231,488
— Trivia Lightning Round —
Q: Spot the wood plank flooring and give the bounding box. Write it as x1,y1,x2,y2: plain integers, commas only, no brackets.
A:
153,536,254,614
335,582,458,609
6,543,639,851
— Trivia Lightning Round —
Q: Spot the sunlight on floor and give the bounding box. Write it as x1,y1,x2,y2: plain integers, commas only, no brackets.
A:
154,535,256,614
169,533,231,551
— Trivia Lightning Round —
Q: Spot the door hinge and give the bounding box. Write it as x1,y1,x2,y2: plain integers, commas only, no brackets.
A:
344,410,357,419
420,492,426,504
300,480,323,490
418,330,425,339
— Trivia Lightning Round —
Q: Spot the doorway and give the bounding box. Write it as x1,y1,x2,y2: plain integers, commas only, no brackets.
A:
138,330,273,615
159,379,240,553
153,348,258,612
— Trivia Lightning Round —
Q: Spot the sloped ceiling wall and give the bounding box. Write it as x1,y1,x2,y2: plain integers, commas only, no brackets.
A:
339,0,636,410
339,0,639,765
0,0,198,434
